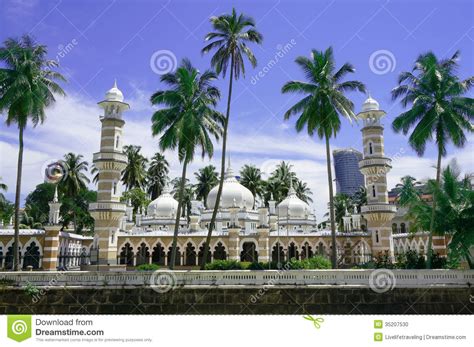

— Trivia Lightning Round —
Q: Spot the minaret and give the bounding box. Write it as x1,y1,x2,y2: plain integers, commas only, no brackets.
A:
89,81,129,267
48,185,61,224
358,95,397,259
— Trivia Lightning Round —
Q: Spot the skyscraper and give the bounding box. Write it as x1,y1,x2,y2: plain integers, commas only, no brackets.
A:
333,148,365,196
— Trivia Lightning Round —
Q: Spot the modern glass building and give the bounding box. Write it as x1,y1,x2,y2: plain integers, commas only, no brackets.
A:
333,148,365,197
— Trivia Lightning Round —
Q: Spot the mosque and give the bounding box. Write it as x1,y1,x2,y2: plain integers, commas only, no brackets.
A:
0,82,449,270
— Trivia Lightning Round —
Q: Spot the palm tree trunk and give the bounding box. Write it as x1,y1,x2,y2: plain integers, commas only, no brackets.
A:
200,54,235,270
13,126,24,271
325,133,337,269
426,150,442,269
169,160,188,270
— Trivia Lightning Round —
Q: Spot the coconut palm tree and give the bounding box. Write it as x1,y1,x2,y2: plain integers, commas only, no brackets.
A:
391,50,473,268
147,153,169,200
171,177,194,221
294,178,313,204
201,8,263,269
395,175,421,207
121,145,148,191
57,153,90,232
239,164,264,208
194,165,219,207
281,47,366,268
150,58,224,270
0,35,66,270
59,153,90,197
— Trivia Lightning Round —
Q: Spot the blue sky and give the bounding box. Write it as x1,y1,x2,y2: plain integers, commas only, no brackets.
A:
0,0,473,218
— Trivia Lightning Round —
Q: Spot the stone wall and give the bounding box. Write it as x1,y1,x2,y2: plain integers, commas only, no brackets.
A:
0,286,472,314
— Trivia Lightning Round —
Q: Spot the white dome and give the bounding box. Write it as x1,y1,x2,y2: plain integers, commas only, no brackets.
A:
147,186,178,218
362,94,379,112
206,165,254,210
277,185,310,219
105,80,124,102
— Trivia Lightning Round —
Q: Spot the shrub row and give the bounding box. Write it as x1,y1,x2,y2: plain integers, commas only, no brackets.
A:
204,256,331,270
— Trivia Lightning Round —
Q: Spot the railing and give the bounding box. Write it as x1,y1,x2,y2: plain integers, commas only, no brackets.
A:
359,157,392,168
0,270,472,287
361,204,397,213
89,202,126,212
92,152,127,163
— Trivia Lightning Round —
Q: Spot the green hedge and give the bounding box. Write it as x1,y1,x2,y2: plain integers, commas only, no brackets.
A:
204,256,331,270
136,263,160,271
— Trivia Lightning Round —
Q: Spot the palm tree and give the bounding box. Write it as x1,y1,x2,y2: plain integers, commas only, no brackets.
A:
201,8,263,269
0,35,66,270
59,153,90,197
58,153,90,232
408,166,474,268
150,58,223,270
395,175,421,207
147,153,169,200
281,47,366,268
294,178,313,204
121,145,148,191
194,165,219,207
172,177,194,221
239,164,264,208
90,164,99,184
391,50,473,268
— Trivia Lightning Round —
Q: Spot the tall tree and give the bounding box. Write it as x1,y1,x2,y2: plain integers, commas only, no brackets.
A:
239,164,264,208
147,153,169,200
281,47,366,268
391,50,473,268
172,177,194,221
59,153,90,197
395,175,421,207
201,8,263,269
150,58,223,270
121,145,148,191
0,35,66,270
194,165,219,207
294,178,313,204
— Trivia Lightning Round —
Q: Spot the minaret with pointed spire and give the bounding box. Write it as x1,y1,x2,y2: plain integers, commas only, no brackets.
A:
48,185,61,224
358,94,397,258
89,81,130,267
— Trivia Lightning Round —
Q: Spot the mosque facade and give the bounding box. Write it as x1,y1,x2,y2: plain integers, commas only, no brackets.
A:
0,83,449,270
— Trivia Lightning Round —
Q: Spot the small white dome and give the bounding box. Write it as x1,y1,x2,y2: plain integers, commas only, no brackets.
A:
277,184,310,219
362,94,379,112
147,186,178,218
105,80,124,102
206,165,254,210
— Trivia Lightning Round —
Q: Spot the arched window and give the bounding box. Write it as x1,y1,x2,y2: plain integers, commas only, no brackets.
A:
113,181,117,195
119,243,134,266
372,185,376,198
152,243,165,265
369,142,373,155
136,242,150,266
375,230,380,243
115,135,120,149
240,242,258,262
198,243,211,266
185,243,197,266
392,223,398,234
300,242,313,260
400,223,406,233
271,242,284,264
213,242,227,261
167,246,181,266
288,242,299,260
23,242,41,269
